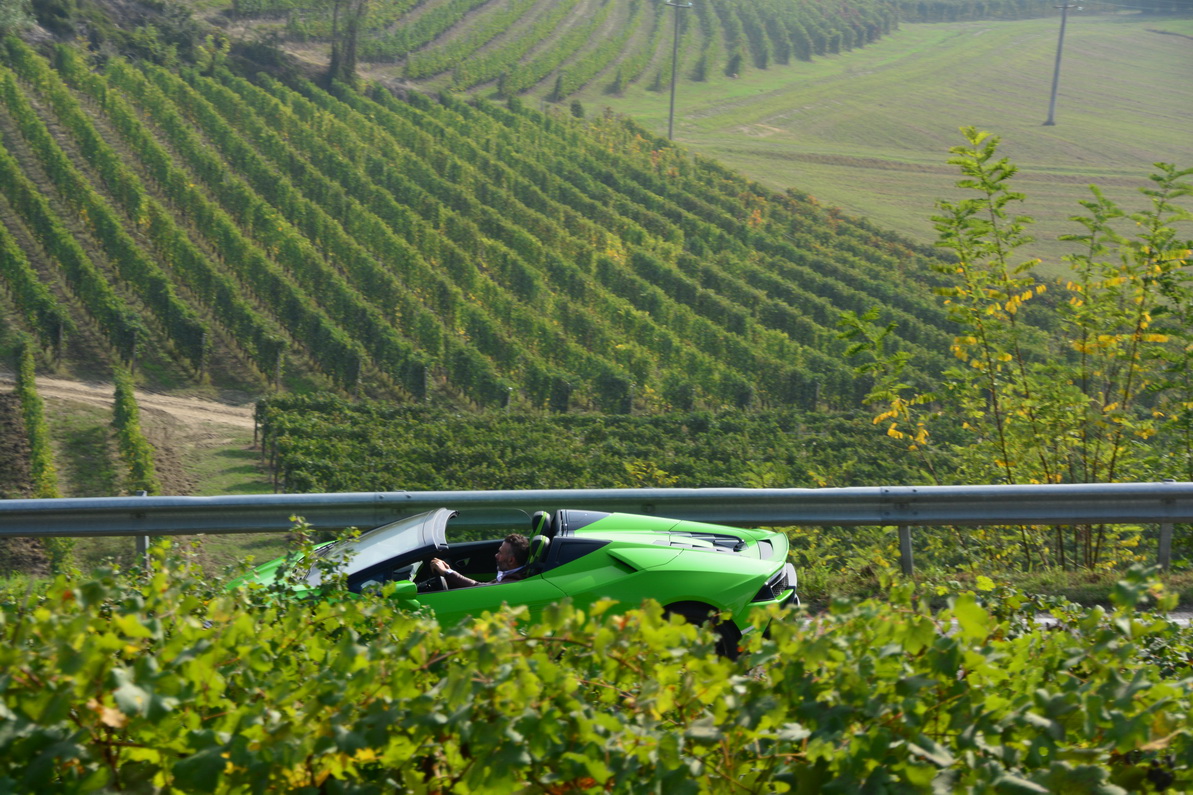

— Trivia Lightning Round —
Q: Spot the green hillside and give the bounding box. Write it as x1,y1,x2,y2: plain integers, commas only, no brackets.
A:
195,0,1193,267
577,12,1193,268
219,0,906,96
0,0,1188,518
0,30,957,412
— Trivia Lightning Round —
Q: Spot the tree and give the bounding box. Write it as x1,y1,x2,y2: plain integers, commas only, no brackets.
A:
844,127,1192,567
0,0,33,35
327,0,369,87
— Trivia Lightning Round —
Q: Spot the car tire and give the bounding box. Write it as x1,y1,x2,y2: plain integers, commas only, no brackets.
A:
663,602,743,660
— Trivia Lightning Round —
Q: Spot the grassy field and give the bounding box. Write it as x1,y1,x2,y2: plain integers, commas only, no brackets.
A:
570,13,1193,272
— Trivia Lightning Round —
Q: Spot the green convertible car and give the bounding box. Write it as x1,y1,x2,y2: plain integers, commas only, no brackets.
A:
234,508,798,654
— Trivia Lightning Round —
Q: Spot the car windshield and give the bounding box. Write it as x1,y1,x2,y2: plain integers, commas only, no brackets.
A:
306,509,449,586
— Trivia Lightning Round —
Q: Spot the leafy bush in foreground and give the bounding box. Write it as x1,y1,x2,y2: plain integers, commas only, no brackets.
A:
1,552,1190,792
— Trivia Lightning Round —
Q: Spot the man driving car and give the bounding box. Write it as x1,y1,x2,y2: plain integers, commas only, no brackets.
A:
427,533,530,589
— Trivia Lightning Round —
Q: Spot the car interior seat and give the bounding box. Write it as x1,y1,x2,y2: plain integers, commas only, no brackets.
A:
525,533,551,575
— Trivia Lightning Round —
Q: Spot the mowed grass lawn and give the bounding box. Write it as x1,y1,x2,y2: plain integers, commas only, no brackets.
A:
571,14,1193,272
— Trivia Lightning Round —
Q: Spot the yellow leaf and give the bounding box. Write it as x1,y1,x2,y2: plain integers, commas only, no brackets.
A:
88,698,127,729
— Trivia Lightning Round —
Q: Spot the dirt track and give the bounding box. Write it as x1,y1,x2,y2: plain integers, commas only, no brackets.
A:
0,374,257,430
0,373,261,497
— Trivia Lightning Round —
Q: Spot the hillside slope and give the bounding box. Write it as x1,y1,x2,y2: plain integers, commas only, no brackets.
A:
603,13,1193,267
0,33,956,412
218,0,905,98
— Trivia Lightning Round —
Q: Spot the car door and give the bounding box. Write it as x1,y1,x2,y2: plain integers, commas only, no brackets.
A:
541,539,682,612
417,575,567,627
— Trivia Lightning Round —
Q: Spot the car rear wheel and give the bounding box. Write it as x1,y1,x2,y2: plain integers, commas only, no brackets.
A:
663,601,742,660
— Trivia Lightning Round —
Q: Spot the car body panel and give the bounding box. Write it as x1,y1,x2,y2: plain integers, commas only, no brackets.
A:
418,576,567,626
606,547,683,570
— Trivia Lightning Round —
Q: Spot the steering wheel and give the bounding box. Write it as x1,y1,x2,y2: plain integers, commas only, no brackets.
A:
412,557,452,593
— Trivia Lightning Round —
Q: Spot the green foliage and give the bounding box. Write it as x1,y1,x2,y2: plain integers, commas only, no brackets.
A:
45,43,289,383
14,334,60,502
0,50,208,372
231,0,902,98
0,38,953,408
0,200,72,357
0,59,144,364
2,554,1191,791
0,0,32,36
896,0,1123,22
256,394,929,492
13,334,73,572
195,33,231,76
111,368,161,496
845,128,1192,568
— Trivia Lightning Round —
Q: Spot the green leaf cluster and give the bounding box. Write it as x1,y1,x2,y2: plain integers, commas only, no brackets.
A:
11,333,75,573
111,368,162,497
898,0,1067,22
3,551,1192,792
255,396,928,492
844,128,1191,568
13,334,58,501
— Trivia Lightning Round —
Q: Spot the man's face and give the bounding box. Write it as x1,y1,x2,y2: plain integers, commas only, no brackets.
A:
495,541,516,571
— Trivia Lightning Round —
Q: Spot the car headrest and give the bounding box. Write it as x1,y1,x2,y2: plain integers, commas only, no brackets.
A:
527,534,550,566
531,511,552,536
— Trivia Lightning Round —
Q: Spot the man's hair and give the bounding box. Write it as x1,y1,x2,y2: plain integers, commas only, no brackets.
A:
504,533,530,566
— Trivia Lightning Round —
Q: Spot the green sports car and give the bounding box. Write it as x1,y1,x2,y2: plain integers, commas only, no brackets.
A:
234,508,798,654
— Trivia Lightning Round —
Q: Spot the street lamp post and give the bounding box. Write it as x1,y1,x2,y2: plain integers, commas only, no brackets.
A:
664,0,693,140
1043,3,1078,126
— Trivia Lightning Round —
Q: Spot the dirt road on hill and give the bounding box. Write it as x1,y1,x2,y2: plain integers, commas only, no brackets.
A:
0,373,261,497
0,374,257,430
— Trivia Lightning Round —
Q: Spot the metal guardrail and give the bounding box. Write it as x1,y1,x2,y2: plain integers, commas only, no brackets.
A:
1,482,1188,574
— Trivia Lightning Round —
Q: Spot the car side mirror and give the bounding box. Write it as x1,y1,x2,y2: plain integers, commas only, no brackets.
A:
384,580,421,609
387,581,418,599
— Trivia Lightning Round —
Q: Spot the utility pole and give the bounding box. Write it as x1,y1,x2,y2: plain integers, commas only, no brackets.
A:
665,0,693,140
1043,3,1078,126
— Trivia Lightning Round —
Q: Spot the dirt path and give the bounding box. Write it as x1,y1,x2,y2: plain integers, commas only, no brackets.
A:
0,373,257,430
0,373,261,498
0,374,273,571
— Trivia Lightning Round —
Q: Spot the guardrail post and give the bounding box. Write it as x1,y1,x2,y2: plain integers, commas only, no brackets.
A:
1159,523,1173,571
134,490,151,568
898,525,914,576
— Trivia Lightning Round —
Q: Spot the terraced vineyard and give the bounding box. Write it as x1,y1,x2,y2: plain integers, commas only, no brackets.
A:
0,35,956,414
229,0,907,97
